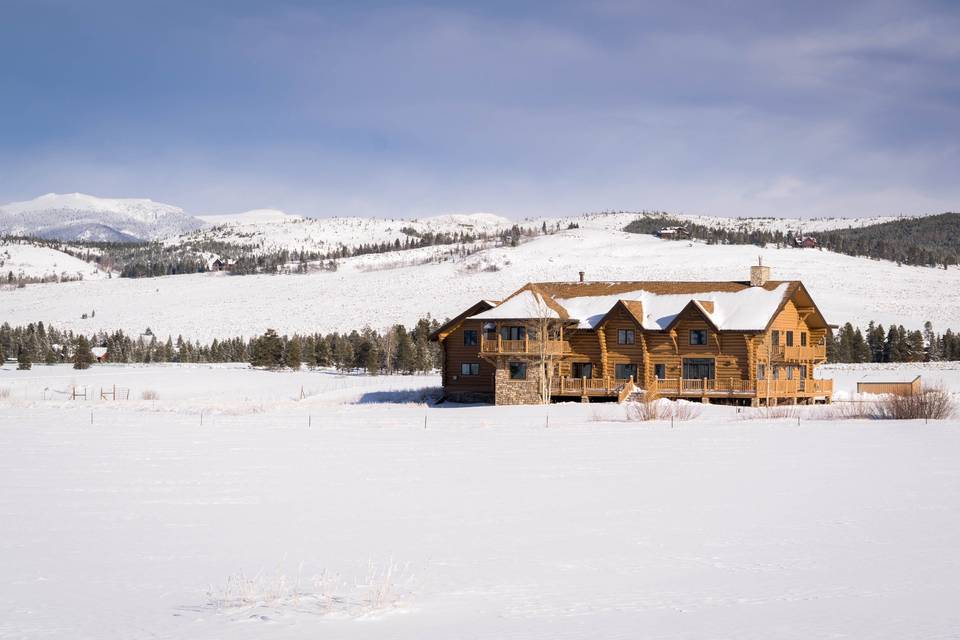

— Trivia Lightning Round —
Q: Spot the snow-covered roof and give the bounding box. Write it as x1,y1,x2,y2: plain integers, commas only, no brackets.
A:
468,281,800,332
91,347,108,357
471,290,561,322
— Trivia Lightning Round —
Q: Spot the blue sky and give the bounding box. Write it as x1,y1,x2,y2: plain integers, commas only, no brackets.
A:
1,0,958,218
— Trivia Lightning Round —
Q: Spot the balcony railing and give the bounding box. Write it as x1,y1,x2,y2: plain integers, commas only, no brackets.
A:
480,336,570,356
769,344,827,361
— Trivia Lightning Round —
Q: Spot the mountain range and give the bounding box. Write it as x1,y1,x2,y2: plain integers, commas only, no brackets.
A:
0,193,203,242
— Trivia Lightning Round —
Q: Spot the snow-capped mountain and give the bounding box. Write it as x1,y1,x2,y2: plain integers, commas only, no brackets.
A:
0,193,204,242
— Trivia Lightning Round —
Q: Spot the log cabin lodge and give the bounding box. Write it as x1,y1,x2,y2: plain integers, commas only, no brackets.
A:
429,265,835,405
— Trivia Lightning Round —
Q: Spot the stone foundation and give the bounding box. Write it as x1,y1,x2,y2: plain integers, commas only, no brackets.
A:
494,360,545,405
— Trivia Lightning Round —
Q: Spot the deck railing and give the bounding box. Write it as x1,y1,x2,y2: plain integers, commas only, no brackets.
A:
549,376,632,395
651,377,833,397
479,336,570,355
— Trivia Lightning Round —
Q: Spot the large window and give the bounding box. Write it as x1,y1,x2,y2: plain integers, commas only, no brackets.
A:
463,330,478,346
654,364,666,380
682,358,715,380
618,329,635,345
757,364,766,380
786,331,794,347
508,362,527,380
572,362,593,379
771,330,780,345
501,326,526,341
689,329,708,345
615,363,638,380
460,362,479,376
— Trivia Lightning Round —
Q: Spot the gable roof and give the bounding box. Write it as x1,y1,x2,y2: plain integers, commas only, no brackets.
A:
429,300,498,341
467,280,829,333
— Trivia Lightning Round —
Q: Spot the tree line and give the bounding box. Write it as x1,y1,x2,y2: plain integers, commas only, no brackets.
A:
0,318,443,374
5,222,550,281
623,212,960,268
828,321,960,363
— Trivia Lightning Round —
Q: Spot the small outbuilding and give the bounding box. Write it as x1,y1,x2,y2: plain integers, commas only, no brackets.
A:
857,375,921,396
91,346,108,363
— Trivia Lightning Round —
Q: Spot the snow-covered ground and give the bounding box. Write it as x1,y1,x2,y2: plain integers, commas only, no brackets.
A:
3,228,958,341
0,240,110,283
1,362,959,639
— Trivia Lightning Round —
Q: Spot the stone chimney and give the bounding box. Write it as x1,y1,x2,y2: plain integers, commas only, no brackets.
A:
578,271,585,283
750,257,770,287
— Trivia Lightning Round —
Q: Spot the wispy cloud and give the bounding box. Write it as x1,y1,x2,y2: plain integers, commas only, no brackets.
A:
0,0,957,217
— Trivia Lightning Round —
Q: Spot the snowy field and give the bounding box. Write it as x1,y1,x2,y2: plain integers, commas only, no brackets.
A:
2,362,960,639
4,228,959,342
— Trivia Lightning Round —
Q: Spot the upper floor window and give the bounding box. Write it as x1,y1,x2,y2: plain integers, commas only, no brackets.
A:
654,363,666,380
501,326,526,341
618,329,635,345
757,363,766,380
463,330,478,346
786,331,794,347
460,362,480,376
689,329,708,345
508,361,527,380
801,332,808,347
771,330,780,345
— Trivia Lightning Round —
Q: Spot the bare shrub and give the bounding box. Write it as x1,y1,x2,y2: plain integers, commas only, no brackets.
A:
671,400,702,421
626,392,701,422
817,401,872,420
870,386,955,420
141,389,159,400
738,405,801,421
0,387,10,400
626,391,666,421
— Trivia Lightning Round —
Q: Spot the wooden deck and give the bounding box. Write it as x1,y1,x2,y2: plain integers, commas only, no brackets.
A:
547,376,833,401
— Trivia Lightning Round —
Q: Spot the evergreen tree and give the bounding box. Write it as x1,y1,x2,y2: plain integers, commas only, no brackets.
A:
284,336,302,370
363,339,381,375
73,336,94,370
251,329,284,368
315,337,331,367
884,325,901,362
17,344,32,370
393,325,416,373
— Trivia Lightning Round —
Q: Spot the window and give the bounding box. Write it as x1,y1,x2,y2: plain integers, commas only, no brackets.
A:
772,366,780,380
572,362,593,379
618,329,635,345
786,331,794,347
682,358,715,380
771,330,780,345
460,362,479,376
689,329,707,345
654,364,666,380
500,326,526,341
786,366,794,380
801,332,808,347
508,362,527,380
463,330,478,346
615,363,638,380
800,365,808,379
757,364,766,380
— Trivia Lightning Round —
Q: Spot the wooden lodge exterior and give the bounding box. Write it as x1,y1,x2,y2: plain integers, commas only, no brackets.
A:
430,266,835,406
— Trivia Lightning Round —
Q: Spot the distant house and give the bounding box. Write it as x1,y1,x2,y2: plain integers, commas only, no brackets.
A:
91,347,108,363
793,236,818,249
208,258,235,272
657,226,691,240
